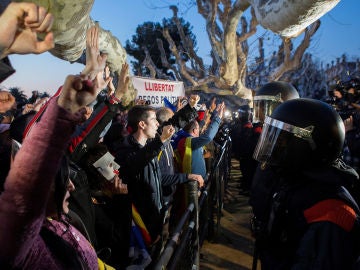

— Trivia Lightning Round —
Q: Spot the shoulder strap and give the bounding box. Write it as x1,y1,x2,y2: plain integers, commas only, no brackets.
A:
304,199,357,232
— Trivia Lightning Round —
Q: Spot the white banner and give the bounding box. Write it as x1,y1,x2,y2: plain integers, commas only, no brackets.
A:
131,76,185,107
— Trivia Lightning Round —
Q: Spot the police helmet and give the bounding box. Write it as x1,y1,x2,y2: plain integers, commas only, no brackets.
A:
253,81,299,123
253,98,345,169
236,104,252,123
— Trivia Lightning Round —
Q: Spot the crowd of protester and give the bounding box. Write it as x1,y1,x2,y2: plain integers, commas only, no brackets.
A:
0,3,225,269
2,2,360,270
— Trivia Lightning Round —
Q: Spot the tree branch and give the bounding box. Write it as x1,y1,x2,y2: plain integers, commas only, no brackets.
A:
269,20,320,81
197,0,224,65
162,28,199,86
141,46,157,78
156,38,182,80
169,6,205,77
238,7,258,43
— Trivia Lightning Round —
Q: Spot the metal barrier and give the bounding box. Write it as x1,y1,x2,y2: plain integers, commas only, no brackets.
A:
154,203,195,270
154,134,232,270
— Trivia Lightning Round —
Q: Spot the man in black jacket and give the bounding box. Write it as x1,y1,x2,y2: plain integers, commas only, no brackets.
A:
115,96,204,261
115,105,175,243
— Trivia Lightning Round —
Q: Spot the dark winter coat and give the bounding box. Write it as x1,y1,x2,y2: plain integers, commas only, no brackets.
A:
115,135,166,240
250,159,360,270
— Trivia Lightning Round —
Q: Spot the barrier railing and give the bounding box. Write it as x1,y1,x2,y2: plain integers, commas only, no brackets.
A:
154,133,232,270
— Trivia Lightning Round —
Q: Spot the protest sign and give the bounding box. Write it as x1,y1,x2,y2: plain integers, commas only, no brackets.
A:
131,76,185,107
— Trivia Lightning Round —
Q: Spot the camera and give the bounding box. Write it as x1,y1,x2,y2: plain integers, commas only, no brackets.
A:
341,78,360,92
326,78,360,129
160,104,198,131
326,78,360,110
214,123,231,146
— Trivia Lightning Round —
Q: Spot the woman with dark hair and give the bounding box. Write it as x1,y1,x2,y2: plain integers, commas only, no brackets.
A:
0,4,114,269
0,73,115,269
40,156,88,269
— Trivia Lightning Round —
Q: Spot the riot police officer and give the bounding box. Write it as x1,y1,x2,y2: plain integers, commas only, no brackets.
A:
236,81,299,194
250,98,360,270
253,81,299,124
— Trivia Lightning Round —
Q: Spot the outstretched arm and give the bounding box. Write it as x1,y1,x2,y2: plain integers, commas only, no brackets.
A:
0,74,101,265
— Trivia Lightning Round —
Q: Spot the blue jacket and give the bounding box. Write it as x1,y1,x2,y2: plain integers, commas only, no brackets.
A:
175,115,221,178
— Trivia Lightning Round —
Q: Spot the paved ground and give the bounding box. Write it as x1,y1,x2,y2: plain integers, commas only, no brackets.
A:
199,159,256,270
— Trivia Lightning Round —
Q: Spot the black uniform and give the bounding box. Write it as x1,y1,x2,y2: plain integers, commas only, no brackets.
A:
250,160,360,269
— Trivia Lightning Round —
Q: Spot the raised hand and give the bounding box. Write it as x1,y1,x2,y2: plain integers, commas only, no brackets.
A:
216,101,226,119
57,75,101,115
176,97,185,111
104,66,115,95
210,97,217,112
160,124,175,143
216,102,226,119
188,94,200,108
81,25,107,80
0,2,54,59
33,97,49,111
112,175,128,194
0,91,16,113
95,69,112,91
344,116,354,133
113,63,130,101
22,103,34,114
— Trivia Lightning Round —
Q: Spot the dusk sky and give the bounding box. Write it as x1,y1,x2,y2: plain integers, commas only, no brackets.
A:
2,0,359,96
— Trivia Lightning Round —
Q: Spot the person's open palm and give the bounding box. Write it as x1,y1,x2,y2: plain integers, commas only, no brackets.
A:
105,65,115,95
95,69,112,91
82,25,107,80
210,98,217,112
216,102,226,119
189,95,200,108
114,63,130,100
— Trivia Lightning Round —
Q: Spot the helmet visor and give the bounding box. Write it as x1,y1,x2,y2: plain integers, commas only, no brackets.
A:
253,116,315,166
253,95,282,123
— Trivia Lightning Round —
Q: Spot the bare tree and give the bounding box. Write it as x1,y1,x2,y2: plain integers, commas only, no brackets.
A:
2,0,340,103
147,2,321,103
